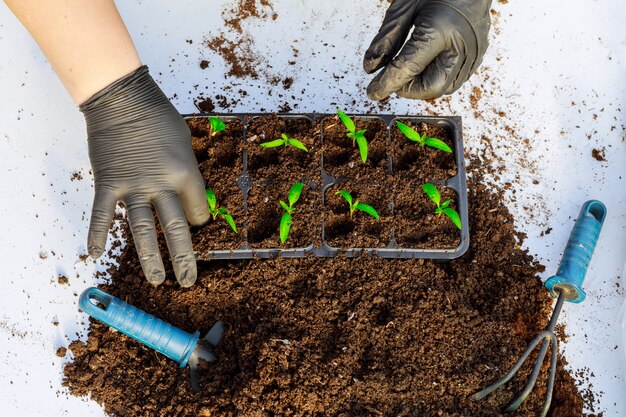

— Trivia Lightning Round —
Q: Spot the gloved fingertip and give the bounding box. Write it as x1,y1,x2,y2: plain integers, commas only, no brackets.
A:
146,270,166,286
363,51,385,74
174,254,198,288
88,246,104,258
366,80,391,102
187,207,211,227
178,270,197,288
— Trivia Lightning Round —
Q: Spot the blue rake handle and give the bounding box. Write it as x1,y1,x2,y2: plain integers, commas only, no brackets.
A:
545,200,607,303
79,287,200,367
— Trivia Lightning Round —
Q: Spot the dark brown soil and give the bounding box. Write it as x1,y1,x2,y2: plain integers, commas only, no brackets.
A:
246,179,321,249
390,119,457,182
393,182,461,248
591,148,606,161
324,178,393,248
63,167,585,417
322,115,389,180
188,117,245,250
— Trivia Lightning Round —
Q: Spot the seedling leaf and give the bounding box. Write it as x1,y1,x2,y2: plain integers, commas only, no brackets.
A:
356,134,368,163
336,190,353,205
260,139,286,148
443,208,462,230
279,200,291,212
422,183,441,207
217,208,238,233
209,116,226,136
396,121,422,142
280,212,292,243
425,137,452,153
337,109,355,133
288,182,304,206
441,200,451,209
356,203,380,219
206,189,217,210
287,138,308,152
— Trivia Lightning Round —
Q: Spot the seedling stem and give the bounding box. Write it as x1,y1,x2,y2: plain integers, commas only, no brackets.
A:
337,109,369,163
336,190,379,220
260,134,308,152
421,183,461,229
206,189,237,233
279,182,304,243
396,121,452,153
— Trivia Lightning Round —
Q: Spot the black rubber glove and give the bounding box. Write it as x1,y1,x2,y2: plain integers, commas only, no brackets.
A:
364,0,492,100
81,66,209,287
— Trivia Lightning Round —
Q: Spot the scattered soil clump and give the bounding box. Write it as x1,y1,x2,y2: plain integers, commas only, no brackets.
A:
591,148,606,161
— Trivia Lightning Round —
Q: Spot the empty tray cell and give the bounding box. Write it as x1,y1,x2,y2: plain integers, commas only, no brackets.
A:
391,118,457,182
246,177,321,249
322,115,389,180
243,114,320,181
393,181,461,249
324,179,393,248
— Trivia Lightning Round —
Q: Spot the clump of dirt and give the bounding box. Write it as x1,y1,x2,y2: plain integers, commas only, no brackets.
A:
56,347,67,358
57,275,69,285
592,148,606,161
202,1,276,80
63,158,585,416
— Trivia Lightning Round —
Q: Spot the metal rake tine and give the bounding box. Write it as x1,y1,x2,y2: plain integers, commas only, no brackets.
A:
472,330,554,401
503,331,556,413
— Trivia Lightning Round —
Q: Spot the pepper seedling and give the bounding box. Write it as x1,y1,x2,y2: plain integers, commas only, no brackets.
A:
260,133,308,152
396,121,452,153
206,189,237,233
208,116,226,138
279,182,304,243
421,183,461,229
337,109,368,163
336,190,379,219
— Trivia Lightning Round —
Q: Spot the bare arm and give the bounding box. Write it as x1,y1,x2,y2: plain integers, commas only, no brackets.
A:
4,0,141,104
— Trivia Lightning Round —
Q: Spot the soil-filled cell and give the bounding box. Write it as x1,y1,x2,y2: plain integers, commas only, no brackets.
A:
188,117,244,250
391,119,456,181
324,178,393,248
246,178,320,249
243,115,320,181
322,115,389,179
393,179,461,249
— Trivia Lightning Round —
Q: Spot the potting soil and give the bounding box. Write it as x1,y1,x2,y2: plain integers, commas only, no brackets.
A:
63,158,585,416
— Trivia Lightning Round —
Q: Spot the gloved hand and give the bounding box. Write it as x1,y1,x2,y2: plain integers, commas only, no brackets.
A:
81,66,209,287
364,0,492,100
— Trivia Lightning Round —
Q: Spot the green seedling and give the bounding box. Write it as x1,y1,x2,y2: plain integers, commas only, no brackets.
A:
336,190,379,220
279,182,304,243
208,116,226,137
260,133,308,152
206,189,237,233
421,183,461,230
337,109,368,163
396,121,452,153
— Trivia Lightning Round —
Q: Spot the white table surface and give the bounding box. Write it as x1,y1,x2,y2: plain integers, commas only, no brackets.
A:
0,1,624,415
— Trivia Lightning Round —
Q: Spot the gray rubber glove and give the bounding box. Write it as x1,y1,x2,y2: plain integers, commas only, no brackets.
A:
364,0,492,100
81,66,209,287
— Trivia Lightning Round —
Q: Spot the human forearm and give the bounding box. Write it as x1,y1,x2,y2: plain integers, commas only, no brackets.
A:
4,0,141,104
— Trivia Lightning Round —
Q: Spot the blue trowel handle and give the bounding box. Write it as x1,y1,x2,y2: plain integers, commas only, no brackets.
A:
79,287,199,367
545,200,607,303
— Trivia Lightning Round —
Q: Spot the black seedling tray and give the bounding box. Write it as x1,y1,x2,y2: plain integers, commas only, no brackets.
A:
186,113,469,260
